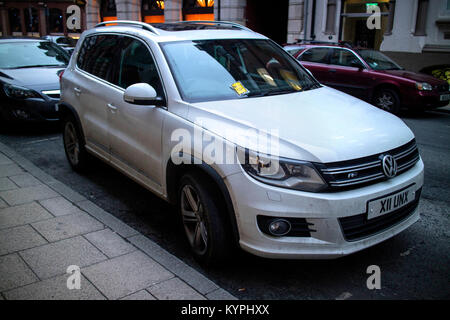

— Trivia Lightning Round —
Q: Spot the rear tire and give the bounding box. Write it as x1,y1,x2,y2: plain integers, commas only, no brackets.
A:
62,113,90,172
178,172,232,266
372,88,401,114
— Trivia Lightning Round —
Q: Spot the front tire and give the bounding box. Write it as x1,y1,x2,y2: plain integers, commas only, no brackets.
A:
372,88,401,114
62,114,89,172
178,172,231,266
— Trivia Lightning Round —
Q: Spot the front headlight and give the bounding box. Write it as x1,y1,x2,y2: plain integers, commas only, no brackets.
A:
3,83,42,99
415,82,433,91
238,148,327,192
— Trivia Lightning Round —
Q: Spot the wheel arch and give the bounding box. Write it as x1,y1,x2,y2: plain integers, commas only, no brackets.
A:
58,102,86,144
165,157,240,245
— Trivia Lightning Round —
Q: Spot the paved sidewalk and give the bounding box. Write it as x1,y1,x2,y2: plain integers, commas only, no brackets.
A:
0,142,236,300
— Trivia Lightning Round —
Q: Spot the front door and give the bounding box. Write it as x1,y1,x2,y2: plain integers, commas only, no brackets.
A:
107,36,166,189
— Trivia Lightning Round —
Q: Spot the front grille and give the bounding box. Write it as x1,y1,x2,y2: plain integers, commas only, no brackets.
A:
339,188,421,241
434,83,449,93
315,139,420,191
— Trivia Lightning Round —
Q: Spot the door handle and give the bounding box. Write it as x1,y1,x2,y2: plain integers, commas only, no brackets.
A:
107,103,118,112
74,87,81,95
328,69,337,73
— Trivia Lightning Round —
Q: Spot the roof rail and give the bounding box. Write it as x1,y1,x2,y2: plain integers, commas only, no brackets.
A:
172,20,253,32
95,20,160,35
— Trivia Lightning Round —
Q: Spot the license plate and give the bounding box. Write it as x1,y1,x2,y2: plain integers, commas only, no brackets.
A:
440,94,450,101
367,186,415,220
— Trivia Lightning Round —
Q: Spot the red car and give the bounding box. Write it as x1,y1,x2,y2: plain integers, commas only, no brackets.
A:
291,43,450,113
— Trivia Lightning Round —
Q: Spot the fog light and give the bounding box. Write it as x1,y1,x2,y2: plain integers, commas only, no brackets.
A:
268,219,291,236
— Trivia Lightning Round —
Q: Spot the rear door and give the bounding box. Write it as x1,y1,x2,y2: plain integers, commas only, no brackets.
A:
326,48,372,100
74,34,121,160
297,47,333,86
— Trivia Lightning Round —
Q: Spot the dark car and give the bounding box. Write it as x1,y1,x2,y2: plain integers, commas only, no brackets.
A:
0,37,69,123
41,35,78,55
292,43,450,113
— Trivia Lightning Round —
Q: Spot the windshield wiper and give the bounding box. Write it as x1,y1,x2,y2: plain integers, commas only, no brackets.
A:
247,88,297,97
14,64,65,69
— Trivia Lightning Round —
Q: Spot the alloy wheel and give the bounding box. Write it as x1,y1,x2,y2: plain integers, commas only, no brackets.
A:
64,122,80,166
376,92,395,111
180,185,208,256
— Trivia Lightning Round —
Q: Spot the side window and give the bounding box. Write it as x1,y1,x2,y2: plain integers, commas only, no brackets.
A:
115,37,163,97
299,48,330,64
329,48,363,68
77,35,120,82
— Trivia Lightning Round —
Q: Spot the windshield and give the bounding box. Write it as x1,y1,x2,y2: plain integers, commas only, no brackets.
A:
358,49,402,70
161,39,320,103
0,41,70,69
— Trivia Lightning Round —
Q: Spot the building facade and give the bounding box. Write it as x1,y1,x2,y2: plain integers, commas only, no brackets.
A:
1,0,449,68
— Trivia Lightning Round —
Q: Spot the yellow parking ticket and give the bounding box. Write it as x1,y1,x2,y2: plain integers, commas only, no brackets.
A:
231,81,249,96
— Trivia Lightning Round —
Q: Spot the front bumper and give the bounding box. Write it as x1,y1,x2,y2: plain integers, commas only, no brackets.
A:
225,158,424,259
403,90,450,109
0,96,59,122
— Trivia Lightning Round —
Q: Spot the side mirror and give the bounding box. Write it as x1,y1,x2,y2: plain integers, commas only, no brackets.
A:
123,83,165,106
350,61,364,70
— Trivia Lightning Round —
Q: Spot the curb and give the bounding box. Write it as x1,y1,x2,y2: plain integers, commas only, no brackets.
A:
0,141,237,300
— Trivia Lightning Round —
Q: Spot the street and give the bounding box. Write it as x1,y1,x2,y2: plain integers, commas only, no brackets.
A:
0,108,449,300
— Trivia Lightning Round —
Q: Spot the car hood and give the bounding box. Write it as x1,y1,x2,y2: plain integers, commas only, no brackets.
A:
187,86,415,163
0,66,64,90
379,69,444,85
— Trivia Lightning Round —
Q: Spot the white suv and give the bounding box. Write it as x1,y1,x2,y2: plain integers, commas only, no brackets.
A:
59,21,424,265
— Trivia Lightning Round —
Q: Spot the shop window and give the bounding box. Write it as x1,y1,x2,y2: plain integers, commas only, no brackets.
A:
414,0,428,36
325,0,337,35
24,7,39,33
8,8,22,34
142,0,165,23
183,0,215,21
101,0,117,22
49,8,64,33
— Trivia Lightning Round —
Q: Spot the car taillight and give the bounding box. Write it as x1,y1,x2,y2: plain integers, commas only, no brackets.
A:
59,69,65,82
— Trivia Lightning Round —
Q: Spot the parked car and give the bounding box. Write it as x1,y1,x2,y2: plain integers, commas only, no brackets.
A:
292,43,450,113
41,35,78,55
0,37,69,123
283,44,306,56
60,21,423,265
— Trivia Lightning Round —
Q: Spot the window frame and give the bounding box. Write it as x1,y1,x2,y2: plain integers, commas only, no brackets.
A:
328,47,366,69
76,32,167,104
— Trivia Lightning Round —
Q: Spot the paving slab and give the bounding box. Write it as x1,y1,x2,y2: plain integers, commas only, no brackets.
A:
83,251,173,300
9,173,42,188
77,200,138,238
128,234,219,295
0,163,23,178
47,181,86,203
39,196,84,216
206,288,239,300
0,225,47,255
84,229,136,258
0,185,58,206
0,198,7,209
20,236,107,279
120,290,156,300
3,274,106,300
0,153,13,166
31,213,104,242
148,277,205,300
0,177,17,191
0,254,38,292
0,202,53,230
